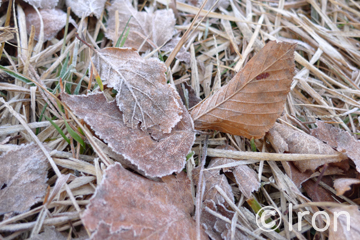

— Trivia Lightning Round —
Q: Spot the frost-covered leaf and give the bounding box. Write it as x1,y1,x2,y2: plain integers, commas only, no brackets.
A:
0,143,48,214
333,178,360,196
29,226,67,240
25,8,75,41
61,92,195,178
82,163,207,240
311,120,360,173
93,47,182,133
328,206,360,240
66,0,106,18
267,122,342,172
106,0,175,51
190,41,296,139
24,0,58,8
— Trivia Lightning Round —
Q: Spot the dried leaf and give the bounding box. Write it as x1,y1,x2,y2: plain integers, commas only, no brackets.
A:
302,178,337,202
176,82,202,109
25,8,75,41
207,146,260,199
24,0,58,8
333,178,360,196
29,226,66,240
328,206,360,240
66,0,106,18
193,162,234,206
106,0,175,51
82,163,207,240
282,161,344,188
190,41,296,139
311,120,360,173
0,143,48,214
201,200,248,240
268,123,342,172
93,47,182,133
61,92,195,178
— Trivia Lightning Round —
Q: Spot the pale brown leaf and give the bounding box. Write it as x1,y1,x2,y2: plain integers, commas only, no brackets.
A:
190,41,296,139
333,178,360,196
61,92,195,178
24,0,58,8
29,226,67,240
25,8,76,41
66,0,106,18
192,162,234,207
311,120,360,173
268,123,342,172
93,47,182,133
82,163,207,240
106,0,175,51
207,146,260,199
0,143,48,214
328,206,360,240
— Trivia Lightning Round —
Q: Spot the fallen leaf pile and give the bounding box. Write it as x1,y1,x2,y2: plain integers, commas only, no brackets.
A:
2,0,360,239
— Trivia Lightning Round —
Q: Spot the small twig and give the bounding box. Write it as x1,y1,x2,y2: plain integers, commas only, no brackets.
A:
195,135,209,240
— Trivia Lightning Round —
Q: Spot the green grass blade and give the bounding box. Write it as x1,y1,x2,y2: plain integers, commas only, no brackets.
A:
44,115,70,144
0,65,33,85
36,103,48,135
64,118,85,148
115,16,132,47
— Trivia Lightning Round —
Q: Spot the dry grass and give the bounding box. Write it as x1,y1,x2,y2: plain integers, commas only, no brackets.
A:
0,0,360,239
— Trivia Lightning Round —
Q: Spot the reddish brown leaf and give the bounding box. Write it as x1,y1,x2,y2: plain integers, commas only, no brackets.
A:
328,206,360,240
190,41,296,139
93,47,182,133
61,92,195,178
25,8,76,41
106,0,175,51
267,123,342,172
0,143,48,214
311,120,360,173
66,0,106,18
333,178,360,196
82,163,207,240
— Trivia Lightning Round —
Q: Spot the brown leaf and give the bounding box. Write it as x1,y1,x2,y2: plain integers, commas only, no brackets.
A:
282,161,344,188
106,0,175,51
176,82,202,109
66,0,106,18
0,143,48,214
61,92,195,178
268,123,341,172
328,206,360,240
302,178,337,202
190,41,296,139
82,163,207,240
333,178,360,196
311,120,360,173
25,8,76,41
93,47,182,133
